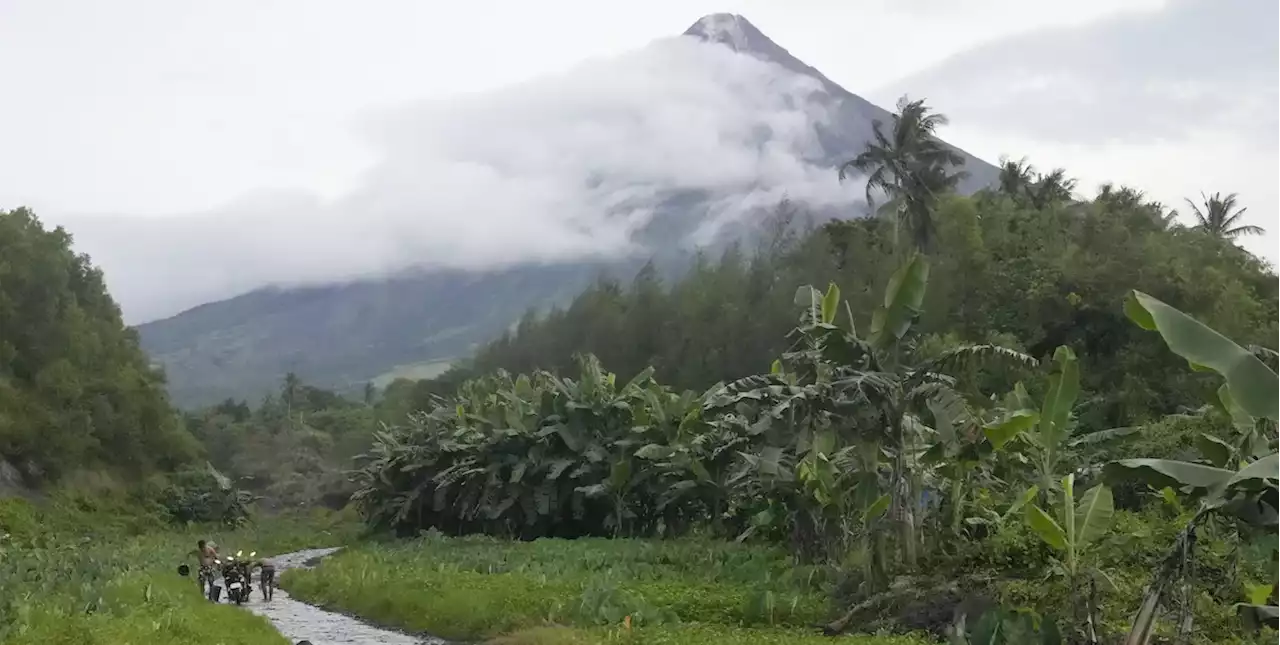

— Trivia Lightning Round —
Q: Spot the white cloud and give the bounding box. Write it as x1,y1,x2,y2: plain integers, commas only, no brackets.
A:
874,0,1278,264
51,37,861,323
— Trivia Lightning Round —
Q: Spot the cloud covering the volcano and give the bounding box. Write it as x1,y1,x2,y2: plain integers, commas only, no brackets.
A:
49,37,860,323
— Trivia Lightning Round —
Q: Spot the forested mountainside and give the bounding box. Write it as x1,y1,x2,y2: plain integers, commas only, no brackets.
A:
0,208,198,488
135,13,999,408
387,184,1279,431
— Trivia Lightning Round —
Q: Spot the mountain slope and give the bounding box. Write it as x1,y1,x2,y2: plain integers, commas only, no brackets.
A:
137,14,999,408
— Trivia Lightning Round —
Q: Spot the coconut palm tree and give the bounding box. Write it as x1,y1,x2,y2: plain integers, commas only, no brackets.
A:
1096,183,1180,230
838,95,967,253
997,156,1036,198
1183,192,1264,239
1024,168,1077,210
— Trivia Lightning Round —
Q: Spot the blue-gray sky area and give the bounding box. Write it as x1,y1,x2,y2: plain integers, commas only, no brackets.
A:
0,0,1273,323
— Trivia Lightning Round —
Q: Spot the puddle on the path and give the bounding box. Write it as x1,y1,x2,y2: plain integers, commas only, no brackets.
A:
235,547,448,645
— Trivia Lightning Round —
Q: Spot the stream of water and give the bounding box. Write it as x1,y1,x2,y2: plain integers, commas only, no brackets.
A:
238,547,448,645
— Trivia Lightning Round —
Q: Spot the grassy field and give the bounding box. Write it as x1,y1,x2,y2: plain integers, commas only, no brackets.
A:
0,493,361,645
282,533,933,645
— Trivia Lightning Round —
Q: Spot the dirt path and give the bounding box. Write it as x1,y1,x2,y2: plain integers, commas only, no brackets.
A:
243,547,448,645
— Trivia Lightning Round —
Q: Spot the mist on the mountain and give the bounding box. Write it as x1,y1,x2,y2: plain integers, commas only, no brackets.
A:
55,35,864,324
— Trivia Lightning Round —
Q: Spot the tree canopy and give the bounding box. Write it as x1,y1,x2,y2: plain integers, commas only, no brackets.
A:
418,187,1276,435
0,208,198,485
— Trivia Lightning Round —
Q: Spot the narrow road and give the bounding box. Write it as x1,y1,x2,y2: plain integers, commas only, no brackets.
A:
242,547,448,645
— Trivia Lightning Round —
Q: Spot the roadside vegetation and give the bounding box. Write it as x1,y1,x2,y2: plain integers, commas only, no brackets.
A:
0,487,360,644
285,535,928,644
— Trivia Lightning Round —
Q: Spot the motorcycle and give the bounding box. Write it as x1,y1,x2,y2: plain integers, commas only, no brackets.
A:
222,554,251,605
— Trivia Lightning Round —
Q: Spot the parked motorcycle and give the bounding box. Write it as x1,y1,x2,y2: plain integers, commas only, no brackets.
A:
222,554,251,605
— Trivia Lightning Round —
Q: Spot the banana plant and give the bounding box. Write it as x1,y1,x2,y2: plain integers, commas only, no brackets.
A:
1023,472,1114,643
982,345,1081,499
1102,290,1279,645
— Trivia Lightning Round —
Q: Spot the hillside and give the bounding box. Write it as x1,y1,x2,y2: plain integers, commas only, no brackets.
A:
0,208,198,487
136,13,1000,407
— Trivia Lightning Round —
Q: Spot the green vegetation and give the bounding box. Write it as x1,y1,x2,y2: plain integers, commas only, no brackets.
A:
0,207,198,486
180,377,384,510
302,98,1278,644
2,90,1277,645
284,535,928,644
0,489,359,644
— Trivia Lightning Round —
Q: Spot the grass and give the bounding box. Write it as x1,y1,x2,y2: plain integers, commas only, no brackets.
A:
0,493,363,645
282,532,933,644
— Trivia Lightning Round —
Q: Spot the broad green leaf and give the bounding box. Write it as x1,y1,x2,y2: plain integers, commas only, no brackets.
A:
609,459,632,491
927,398,957,445
1125,290,1278,421
1010,382,1035,410
1196,433,1234,468
1073,484,1114,546
1221,452,1279,494
1001,485,1040,525
1025,503,1068,551
620,366,656,393
1061,473,1077,550
1158,487,1184,513
634,444,674,460
514,374,534,399
1038,346,1080,450
869,253,929,349
984,410,1038,449
1104,458,1235,494
821,283,840,325
812,429,836,458
1244,582,1275,606
861,493,892,524
794,285,821,322
757,446,784,477
1218,384,1256,433
770,359,783,375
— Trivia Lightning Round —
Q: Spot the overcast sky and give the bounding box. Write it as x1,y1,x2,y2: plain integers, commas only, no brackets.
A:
0,0,1274,323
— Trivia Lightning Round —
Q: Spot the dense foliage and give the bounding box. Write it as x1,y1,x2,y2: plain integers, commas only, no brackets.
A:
348,98,1277,644
179,373,426,510
0,208,199,484
422,189,1274,434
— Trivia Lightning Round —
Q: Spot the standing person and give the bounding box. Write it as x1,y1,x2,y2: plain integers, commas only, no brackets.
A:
253,557,277,601
190,539,219,599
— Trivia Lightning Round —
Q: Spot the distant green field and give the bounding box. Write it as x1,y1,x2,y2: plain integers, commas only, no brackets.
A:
371,358,455,388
